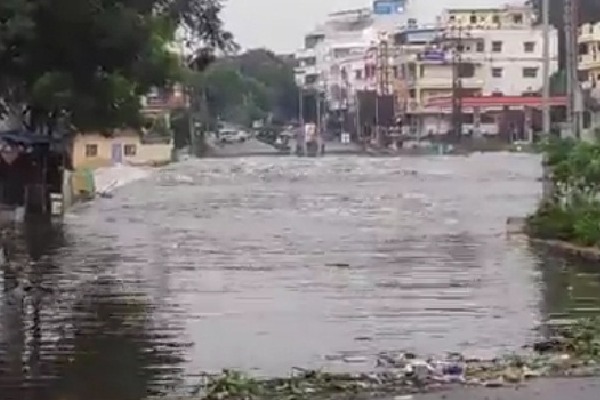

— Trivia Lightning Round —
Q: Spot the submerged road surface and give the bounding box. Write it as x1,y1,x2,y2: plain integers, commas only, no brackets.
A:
2,153,600,398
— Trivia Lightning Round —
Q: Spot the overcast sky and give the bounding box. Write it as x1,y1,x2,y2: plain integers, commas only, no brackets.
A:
221,0,516,53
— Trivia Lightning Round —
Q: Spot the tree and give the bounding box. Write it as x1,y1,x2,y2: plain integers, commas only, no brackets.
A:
184,48,298,128
0,0,234,134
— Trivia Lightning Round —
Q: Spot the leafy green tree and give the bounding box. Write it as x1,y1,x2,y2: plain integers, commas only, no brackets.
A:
0,0,234,133
185,48,298,127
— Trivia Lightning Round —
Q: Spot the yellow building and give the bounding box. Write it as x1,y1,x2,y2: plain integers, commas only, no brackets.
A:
70,129,173,170
578,22,600,91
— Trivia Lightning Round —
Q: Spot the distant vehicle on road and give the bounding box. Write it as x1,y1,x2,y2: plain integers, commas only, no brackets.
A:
218,128,248,143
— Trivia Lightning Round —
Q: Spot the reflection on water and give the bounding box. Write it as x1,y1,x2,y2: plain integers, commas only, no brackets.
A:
535,249,600,324
1,153,600,396
0,222,185,400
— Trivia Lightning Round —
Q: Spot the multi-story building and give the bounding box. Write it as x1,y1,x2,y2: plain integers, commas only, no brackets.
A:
294,0,441,128
296,1,562,141
579,22,600,93
578,21,600,138
395,3,560,138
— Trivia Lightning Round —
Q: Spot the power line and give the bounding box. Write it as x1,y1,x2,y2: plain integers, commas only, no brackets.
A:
450,27,464,142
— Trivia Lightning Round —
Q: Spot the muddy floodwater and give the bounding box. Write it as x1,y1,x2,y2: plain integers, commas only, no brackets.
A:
2,153,600,398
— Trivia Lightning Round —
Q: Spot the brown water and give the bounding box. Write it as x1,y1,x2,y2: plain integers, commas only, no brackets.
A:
2,152,600,399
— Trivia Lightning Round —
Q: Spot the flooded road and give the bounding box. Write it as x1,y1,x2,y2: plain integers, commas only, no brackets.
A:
2,153,600,398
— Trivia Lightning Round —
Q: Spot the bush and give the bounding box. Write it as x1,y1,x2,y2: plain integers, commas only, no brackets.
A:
527,201,576,241
528,138,600,247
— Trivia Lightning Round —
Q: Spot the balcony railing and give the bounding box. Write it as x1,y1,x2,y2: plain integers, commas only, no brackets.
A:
579,54,600,70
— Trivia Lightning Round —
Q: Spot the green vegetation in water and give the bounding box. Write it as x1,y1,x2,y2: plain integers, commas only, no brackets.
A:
527,138,600,247
155,318,600,400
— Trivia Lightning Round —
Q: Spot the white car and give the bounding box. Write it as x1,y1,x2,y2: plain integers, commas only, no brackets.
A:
218,129,247,143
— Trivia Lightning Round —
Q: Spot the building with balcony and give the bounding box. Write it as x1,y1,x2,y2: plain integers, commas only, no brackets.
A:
294,0,444,124
578,21,600,139
294,1,560,141
578,22,600,93
395,2,559,139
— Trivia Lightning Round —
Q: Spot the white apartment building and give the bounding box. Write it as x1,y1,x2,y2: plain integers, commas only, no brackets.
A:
397,3,559,137
579,22,600,94
294,0,446,115
578,21,600,138
294,8,376,108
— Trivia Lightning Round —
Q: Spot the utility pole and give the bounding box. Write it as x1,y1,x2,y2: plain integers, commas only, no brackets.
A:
564,0,581,138
541,0,551,138
298,88,304,126
376,33,391,145
541,0,552,199
572,0,583,138
450,27,463,142
316,89,321,136
356,91,362,144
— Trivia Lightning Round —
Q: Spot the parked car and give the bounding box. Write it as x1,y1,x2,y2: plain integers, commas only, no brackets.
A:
218,129,247,143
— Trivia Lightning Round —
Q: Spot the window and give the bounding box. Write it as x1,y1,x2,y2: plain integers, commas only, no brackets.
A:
491,67,503,78
124,144,137,156
85,144,98,158
462,114,474,124
492,15,500,24
523,42,535,53
476,41,485,52
469,15,477,24
522,67,538,78
491,41,503,53
458,63,475,78
583,111,591,129
305,74,318,85
333,48,350,58
513,14,523,24
481,113,495,124
355,69,362,80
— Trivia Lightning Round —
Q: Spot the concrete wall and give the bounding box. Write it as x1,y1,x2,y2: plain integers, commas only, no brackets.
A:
72,132,172,169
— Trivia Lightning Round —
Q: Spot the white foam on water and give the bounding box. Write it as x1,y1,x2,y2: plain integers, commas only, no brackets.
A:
94,164,152,193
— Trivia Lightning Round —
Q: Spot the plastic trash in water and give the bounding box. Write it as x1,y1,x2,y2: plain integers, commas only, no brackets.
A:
403,358,435,381
429,353,466,383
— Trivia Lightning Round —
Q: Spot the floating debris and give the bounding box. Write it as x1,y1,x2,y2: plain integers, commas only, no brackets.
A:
154,318,600,400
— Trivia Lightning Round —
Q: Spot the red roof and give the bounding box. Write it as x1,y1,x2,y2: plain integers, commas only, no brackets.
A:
426,96,567,108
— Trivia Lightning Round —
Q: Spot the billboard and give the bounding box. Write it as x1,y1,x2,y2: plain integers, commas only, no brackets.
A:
418,49,448,62
372,0,405,15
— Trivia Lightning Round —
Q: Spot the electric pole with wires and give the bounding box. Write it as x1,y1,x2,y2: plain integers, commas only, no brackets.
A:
564,0,582,138
450,27,464,142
